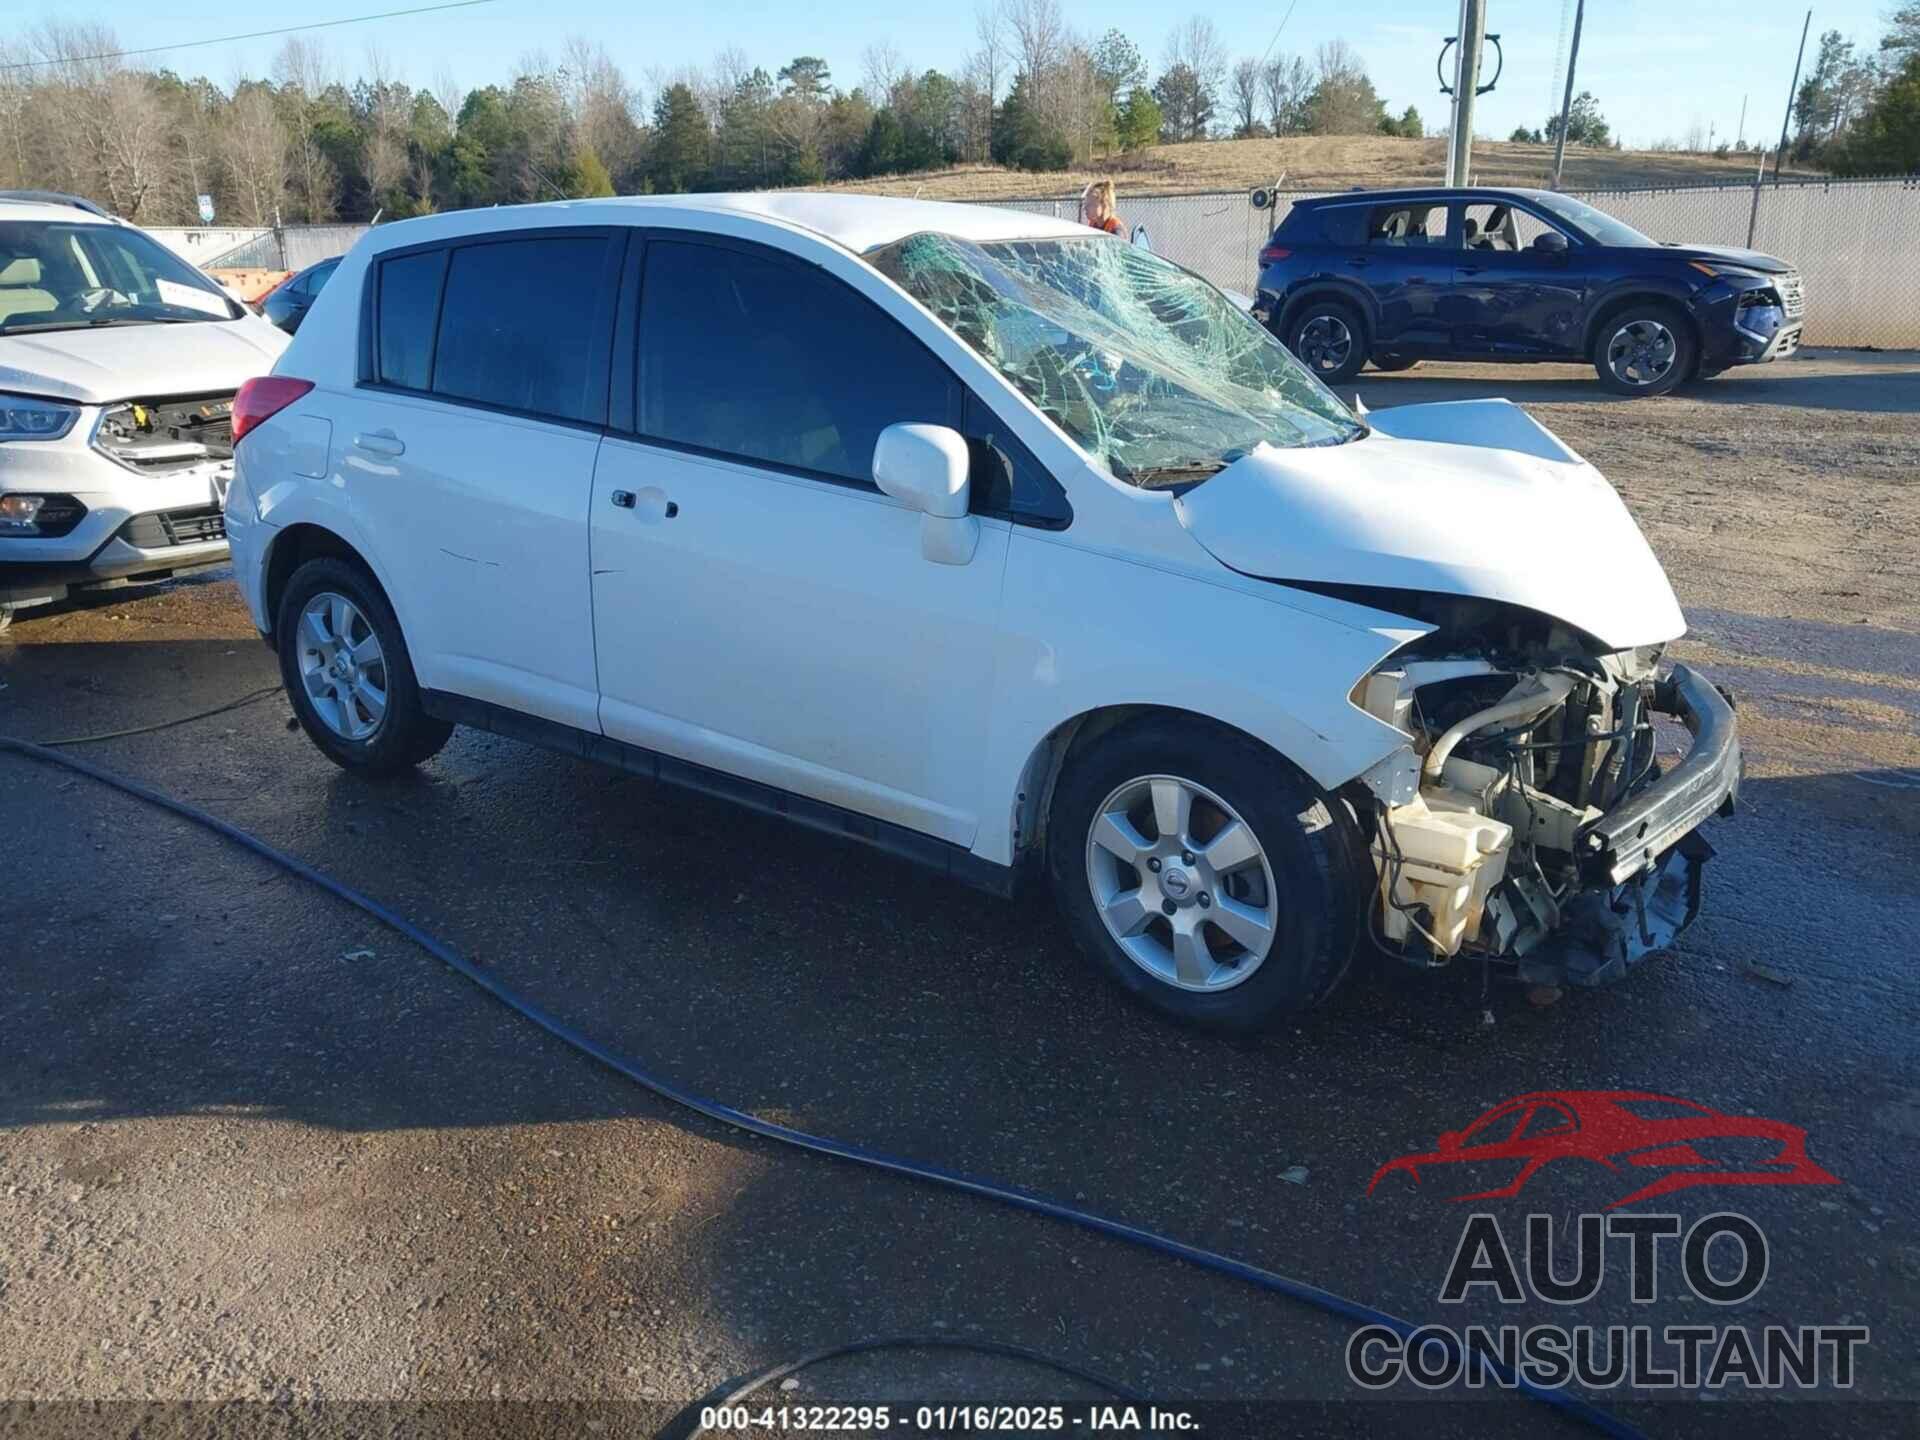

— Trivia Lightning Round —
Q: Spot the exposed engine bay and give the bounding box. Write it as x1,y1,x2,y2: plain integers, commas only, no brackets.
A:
93,393,236,474
1346,597,1742,989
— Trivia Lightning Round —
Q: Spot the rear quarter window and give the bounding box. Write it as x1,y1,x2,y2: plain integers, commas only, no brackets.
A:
375,249,447,391
1313,206,1368,246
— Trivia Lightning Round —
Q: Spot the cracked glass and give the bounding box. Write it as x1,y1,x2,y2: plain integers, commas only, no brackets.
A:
867,232,1364,488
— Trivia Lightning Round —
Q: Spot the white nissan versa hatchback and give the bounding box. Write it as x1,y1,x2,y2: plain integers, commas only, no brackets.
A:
226,194,1740,1030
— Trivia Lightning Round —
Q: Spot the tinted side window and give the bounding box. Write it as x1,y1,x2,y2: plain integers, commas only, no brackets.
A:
1367,204,1447,247
432,236,609,422
1316,207,1367,246
376,249,446,391
309,261,338,294
963,391,1070,527
639,240,953,485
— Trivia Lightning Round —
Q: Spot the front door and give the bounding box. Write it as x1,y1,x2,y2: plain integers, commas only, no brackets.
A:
1450,202,1588,357
589,235,1010,846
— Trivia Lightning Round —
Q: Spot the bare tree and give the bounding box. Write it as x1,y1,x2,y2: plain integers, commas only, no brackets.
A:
1005,0,1066,122
219,83,291,225
274,38,338,222
432,63,466,131
30,23,173,219
861,41,906,104
561,35,639,177
1164,16,1227,106
358,44,409,210
962,0,1011,161
1261,53,1312,135
1228,58,1262,136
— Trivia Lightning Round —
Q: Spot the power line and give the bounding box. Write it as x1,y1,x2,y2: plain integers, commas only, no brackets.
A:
0,0,502,73
1256,0,1304,69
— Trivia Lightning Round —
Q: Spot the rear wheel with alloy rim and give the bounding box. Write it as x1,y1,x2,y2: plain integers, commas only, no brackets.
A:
276,556,452,775
1592,303,1695,397
1047,714,1367,1031
1284,300,1367,385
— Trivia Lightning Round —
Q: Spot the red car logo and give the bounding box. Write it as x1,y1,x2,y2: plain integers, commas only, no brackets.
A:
1368,1090,1840,1209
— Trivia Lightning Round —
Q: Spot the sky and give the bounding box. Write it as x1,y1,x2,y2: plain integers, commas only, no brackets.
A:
17,0,1901,149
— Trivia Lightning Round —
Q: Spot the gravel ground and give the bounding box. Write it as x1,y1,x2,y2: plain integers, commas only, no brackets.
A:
1,352,1916,1438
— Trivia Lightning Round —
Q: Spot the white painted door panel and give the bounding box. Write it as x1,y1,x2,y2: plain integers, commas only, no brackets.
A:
337,387,601,731
589,437,1011,845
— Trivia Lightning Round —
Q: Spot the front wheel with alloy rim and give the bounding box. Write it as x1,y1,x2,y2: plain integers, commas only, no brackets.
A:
1592,303,1695,397
276,556,452,776
1047,715,1367,1031
1284,301,1367,385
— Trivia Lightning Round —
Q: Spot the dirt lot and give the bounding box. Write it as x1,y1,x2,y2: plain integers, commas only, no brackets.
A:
1,353,1916,1438
817,135,1821,201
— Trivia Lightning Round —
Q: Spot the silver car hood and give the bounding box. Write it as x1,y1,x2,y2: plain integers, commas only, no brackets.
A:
1174,398,1686,650
0,314,288,404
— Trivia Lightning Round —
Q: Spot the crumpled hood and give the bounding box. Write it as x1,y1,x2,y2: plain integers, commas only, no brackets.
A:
1174,398,1685,651
0,316,287,404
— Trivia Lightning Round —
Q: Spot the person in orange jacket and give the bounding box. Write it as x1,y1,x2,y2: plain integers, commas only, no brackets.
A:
1081,178,1124,236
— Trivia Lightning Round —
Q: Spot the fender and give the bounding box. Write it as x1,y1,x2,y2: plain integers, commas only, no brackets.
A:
1581,277,1702,354
970,530,1427,868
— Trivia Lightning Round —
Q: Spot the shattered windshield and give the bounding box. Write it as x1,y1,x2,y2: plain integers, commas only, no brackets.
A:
867,232,1364,487
0,221,238,335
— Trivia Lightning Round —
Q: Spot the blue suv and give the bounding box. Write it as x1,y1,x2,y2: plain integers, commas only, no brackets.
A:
1252,187,1805,397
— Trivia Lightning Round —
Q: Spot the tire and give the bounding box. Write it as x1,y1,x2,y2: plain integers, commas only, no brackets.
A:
1591,303,1696,397
1371,354,1420,372
1046,714,1367,1032
1284,300,1368,385
276,556,452,776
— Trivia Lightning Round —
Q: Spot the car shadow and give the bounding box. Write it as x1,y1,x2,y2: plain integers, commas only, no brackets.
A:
1355,356,1920,415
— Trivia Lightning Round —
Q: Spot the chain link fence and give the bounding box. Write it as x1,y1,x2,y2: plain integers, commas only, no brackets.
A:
166,176,1918,348
990,176,1920,350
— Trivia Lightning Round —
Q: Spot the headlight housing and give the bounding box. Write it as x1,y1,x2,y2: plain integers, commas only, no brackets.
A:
0,392,80,442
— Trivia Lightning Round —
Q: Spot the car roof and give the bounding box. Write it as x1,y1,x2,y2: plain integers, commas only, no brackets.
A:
1298,186,1559,209
364,192,1091,257
0,196,118,225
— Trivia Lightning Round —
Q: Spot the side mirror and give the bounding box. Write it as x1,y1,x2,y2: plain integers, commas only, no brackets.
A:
1532,231,1569,255
873,422,978,566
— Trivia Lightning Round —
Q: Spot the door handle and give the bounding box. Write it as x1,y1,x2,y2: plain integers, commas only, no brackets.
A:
1458,265,1484,276
352,429,405,457
1346,257,1372,269
610,489,678,518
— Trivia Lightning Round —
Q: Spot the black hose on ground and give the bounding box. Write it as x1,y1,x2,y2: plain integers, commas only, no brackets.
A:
0,728,1651,1440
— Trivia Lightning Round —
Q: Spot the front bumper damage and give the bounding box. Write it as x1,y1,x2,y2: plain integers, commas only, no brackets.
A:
1528,666,1740,986
1362,658,1741,991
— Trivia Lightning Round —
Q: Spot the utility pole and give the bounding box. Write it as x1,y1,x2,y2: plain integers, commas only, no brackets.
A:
1736,92,1748,148
1447,0,1488,187
1772,10,1812,182
1549,0,1586,190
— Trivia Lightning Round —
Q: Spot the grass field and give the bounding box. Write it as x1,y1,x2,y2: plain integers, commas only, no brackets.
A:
817,134,1819,201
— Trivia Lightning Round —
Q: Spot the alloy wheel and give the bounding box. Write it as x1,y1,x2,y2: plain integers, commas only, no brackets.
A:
1296,314,1354,375
297,591,388,741
1084,774,1279,992
1606,319,1677,387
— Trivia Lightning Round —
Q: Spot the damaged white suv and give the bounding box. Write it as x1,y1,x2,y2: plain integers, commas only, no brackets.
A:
0,192,288,631
226,194,1739,1030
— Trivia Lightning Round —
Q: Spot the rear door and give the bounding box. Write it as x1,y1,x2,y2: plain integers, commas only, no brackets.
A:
1332,201,1455,355
335,227,622,731
587,233,1011,845
1450,201,1588,357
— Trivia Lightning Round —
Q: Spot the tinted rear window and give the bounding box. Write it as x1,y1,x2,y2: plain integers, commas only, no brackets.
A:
376,249,445,391
432,236,609,423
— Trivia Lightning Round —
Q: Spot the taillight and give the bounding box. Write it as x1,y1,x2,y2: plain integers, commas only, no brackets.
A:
1258,245,1292,266
232,376,315,444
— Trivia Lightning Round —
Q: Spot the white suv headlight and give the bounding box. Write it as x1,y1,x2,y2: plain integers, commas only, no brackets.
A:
0,392,80,441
